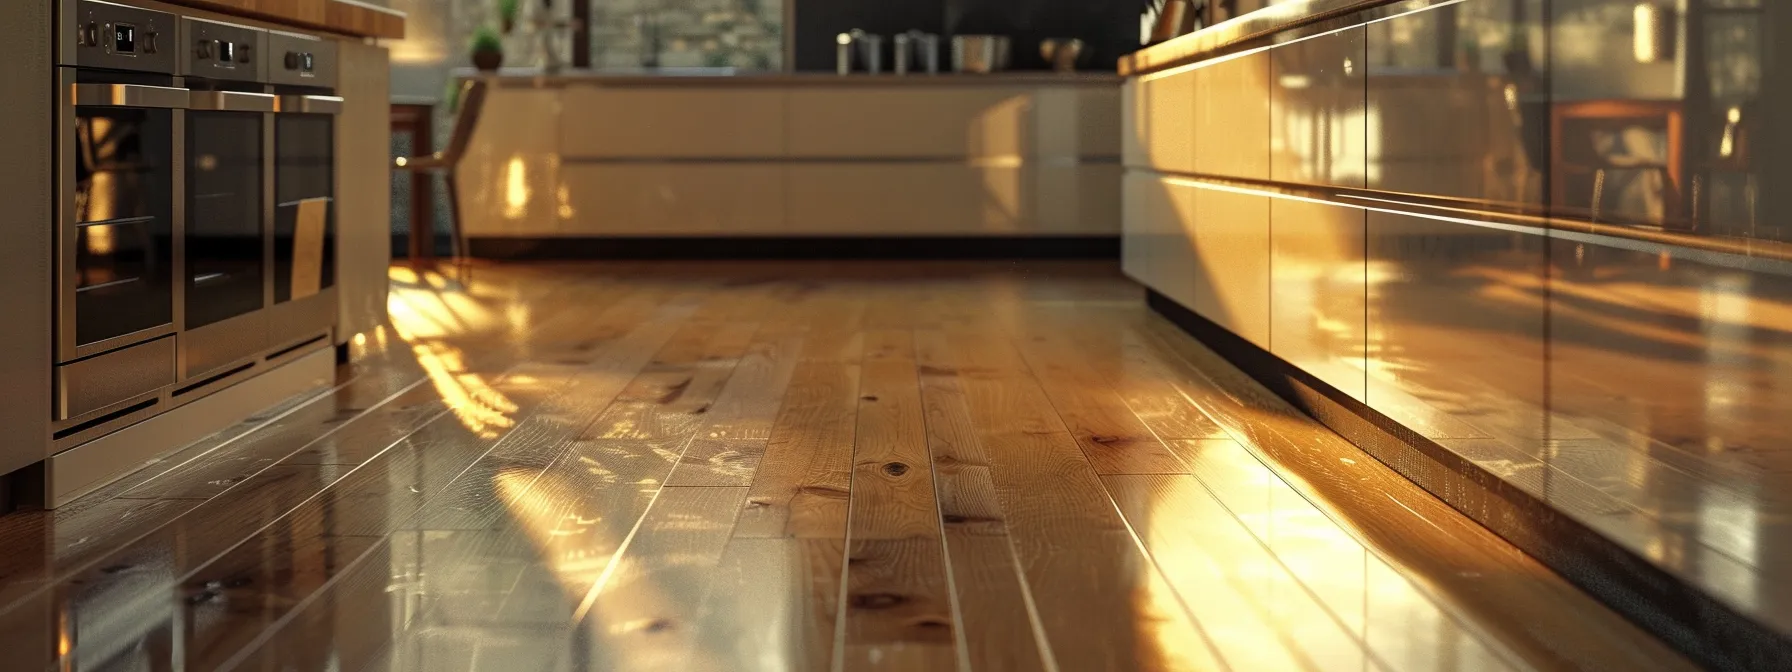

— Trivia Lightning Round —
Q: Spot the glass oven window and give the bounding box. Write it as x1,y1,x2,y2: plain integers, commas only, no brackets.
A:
187,110,266,329
73,108,174,347
275,113,334,303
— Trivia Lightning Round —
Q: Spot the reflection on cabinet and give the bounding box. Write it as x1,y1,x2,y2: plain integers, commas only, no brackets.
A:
1194,52,1271,180
1190,185,1271,348
1365,209,1547,442
560,164,785,235
1270,27,1368,188
560,88,786,158
1271,198,1366,400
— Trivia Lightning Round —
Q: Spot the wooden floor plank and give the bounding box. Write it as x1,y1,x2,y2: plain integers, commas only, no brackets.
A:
931,327,1228,671
840,330,958,669
686,537,846,672
662,331,805,488
575,486,748,671
1103,473,1374,672
915,331,1050,672
1008,323,1189,475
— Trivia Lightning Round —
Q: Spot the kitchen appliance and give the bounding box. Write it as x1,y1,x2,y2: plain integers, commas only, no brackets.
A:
951,35,1011,74
51,0,341,438
57,0,183,421
266,29,341,351
180,16,275,378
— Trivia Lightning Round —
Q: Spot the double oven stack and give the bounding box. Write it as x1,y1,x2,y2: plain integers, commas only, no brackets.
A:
56,0,340,444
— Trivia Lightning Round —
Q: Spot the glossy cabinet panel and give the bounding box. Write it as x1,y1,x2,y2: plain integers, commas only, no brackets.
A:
786,88,1032,159
1192,184,1272,349
1194,52,1271,180
784,164,1025,235
1270,26,1368,188
1123,174,1200,309
456,88,561,235
560,164,785,235
1131,70,1195,173
1036,163,1123,235
1271,198,1367,400
1365,0,1549,206
1366,209,1546,442
559,88,785,159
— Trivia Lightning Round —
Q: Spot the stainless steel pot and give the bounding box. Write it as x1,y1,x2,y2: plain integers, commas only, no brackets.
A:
951,35,1010,74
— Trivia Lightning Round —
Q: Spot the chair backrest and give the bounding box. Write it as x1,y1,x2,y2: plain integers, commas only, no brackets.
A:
441,79,489,165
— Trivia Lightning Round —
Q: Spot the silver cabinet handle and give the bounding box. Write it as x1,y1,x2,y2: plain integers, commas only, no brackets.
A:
71,83,191,109
276,95,343,115
189,90,278,112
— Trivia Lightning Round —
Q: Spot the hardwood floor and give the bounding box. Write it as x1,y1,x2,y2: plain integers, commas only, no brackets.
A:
0,262,1693,671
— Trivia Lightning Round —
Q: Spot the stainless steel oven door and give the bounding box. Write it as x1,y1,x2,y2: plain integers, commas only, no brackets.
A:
58,71,188,364
273,96,341,305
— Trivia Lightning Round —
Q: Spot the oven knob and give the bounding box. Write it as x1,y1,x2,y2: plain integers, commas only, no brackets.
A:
237,44,253,63
285,51,300,70
196,39,214,60
143,31,159,54
81,22,99,47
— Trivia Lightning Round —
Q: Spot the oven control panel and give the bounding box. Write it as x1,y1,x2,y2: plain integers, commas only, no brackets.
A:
179,16,266,83
65,0,177,74
267,30,338,90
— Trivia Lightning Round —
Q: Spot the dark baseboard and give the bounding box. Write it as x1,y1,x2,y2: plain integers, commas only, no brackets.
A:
466,236,1121,261
1145,289,1790,672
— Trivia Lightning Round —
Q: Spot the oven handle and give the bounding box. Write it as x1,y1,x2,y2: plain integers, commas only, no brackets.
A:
71,83,191,109
275,95,344,115
189,90,279,113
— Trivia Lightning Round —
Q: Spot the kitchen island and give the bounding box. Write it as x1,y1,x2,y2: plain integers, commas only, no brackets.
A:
0,0,400,509
1121,0,1792,669
451,70,1122,257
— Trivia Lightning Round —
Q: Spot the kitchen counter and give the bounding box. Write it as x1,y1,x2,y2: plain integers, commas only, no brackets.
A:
451,70,1122,255
151,0,404,39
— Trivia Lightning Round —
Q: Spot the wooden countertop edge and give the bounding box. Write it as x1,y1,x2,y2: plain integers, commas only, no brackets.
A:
156,0,405,40
1118,0,1398,77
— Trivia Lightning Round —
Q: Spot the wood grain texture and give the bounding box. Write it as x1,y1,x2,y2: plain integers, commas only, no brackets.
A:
931,327,1227,671
915,330,1050,672
840,330,958,669
0,262,1704,672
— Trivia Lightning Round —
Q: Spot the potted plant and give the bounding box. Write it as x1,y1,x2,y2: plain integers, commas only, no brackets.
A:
497,0,520,34
471,26,504,72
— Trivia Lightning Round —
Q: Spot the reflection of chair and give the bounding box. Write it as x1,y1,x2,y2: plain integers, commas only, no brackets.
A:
1550,100,1684,226
393,79,489,264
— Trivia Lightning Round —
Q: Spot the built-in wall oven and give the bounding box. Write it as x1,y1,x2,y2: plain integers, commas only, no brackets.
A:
267,30,340,347
51,0,341,439
56,0,182,422
180,16,275,378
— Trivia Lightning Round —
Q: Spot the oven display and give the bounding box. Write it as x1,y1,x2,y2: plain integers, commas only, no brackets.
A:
114,23,136,53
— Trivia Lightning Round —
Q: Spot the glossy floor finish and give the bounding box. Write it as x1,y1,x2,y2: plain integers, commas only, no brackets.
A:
0,262,1693,671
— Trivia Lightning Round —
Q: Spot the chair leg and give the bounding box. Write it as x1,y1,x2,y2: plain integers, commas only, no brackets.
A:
444,169,468,270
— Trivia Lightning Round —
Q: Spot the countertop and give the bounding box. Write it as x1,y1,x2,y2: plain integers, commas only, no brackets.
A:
1120,0,1397,76
455,67,1124,89
155,0,404,39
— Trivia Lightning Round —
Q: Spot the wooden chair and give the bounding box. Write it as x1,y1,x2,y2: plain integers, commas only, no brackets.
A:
393,78,489,264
